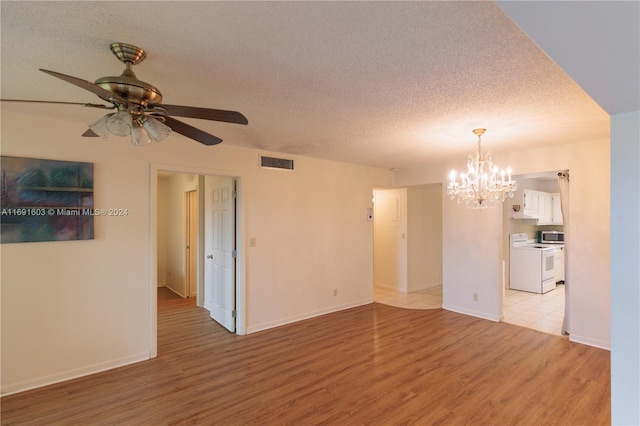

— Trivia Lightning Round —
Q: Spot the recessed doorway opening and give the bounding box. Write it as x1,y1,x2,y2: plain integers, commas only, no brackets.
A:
150,164,245,359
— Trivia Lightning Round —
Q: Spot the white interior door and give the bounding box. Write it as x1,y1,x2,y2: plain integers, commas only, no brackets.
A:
204,176,236,332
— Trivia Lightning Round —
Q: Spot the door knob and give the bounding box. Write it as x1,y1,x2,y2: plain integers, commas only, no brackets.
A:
206,254,213,259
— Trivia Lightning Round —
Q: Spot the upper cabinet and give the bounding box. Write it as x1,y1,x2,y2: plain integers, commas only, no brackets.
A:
522,189,540,218
511,189,563,225
551,193,563,225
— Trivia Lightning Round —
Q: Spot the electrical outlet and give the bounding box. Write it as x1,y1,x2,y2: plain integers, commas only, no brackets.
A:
333,288,338,296
250,237,257,247
473,293,478,301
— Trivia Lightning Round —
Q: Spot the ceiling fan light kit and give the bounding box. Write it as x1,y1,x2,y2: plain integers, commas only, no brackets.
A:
141,116,172,142
2,42,248,146
89,110,172,146
447,128,517,209
106,111,132,136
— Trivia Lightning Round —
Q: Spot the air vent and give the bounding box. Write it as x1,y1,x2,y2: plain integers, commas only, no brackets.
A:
260,156,294,171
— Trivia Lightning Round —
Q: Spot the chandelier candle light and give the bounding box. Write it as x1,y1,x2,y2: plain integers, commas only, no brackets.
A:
447,128,517,209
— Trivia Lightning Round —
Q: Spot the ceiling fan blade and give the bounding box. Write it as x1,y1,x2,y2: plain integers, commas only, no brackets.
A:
39,69,126,105
160,104,248,125
163,116,223,146
0,99,115,109
82,129,99,137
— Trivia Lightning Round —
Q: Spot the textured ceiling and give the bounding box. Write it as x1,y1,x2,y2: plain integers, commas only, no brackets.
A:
0,1,611,170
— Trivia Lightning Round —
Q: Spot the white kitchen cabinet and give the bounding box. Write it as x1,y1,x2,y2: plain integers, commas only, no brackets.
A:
551,193,563,225
522,189,540,218
536,192,551,225
522,189,553,224
512,189,563,224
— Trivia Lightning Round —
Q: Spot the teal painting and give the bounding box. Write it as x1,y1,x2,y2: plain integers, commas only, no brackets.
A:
1,156,94,243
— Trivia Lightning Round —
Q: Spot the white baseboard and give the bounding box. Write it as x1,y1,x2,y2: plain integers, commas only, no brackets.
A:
246,298,373,334
1,351,149,397
157,282,166,288
374,283,405,293
374,283,394,290
570,333,611,350
408,283,443,292
166,284,185,298
442,303,501,322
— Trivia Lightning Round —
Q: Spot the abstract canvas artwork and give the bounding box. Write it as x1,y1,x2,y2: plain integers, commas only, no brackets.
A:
1,156,94,243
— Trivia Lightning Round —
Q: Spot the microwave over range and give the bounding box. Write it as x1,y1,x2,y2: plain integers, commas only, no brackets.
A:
538,230,564,244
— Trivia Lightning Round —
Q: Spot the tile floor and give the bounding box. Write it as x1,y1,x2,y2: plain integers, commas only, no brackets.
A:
374,283,566,336
503,284,566,336
374,286,443,310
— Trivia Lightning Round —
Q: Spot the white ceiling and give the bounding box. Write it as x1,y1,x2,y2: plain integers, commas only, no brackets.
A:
0,1,628,170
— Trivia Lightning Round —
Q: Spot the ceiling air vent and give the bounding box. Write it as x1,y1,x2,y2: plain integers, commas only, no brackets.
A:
260,156,294,171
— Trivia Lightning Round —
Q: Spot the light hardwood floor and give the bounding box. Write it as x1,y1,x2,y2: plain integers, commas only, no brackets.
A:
1,287,610,425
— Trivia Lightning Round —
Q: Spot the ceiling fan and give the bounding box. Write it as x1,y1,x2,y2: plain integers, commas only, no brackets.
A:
1,42,248,146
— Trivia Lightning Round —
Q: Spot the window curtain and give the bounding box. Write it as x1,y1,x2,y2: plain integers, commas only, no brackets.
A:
558,172,570,335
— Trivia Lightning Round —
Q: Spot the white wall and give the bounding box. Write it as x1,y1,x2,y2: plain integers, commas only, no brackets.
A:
245,155,391,332
0,109,393,394
164,173,198,297
396,137,611,346
407,186,442,291
156,173,198,295
442,188,504,320
157,176,168,287
610,110,640,424
373,188,407,292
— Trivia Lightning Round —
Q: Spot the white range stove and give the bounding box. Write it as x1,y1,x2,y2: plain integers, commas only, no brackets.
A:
509,233,559,294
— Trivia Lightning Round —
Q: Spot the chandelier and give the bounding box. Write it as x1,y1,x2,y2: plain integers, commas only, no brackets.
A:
447,128,517,209
88,109,171,146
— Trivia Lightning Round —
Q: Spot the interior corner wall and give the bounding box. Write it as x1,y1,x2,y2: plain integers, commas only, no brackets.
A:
0,109,393,394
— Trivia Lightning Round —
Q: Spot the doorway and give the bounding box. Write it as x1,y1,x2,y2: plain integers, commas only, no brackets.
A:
501,171,567,336
151,165,244,358
372,185,443,309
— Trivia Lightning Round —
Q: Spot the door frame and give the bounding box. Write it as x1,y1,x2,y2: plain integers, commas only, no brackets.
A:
149,163,246,358
185,189,198,298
